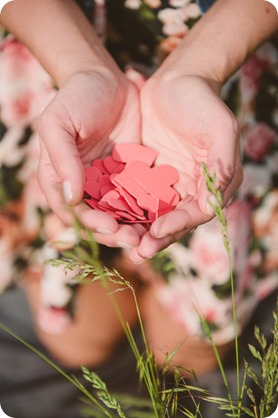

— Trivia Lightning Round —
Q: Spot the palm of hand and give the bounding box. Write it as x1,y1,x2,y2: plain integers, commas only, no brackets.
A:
37,70,141,234
130,75,242,259
141,75,238,201
38,71,242,259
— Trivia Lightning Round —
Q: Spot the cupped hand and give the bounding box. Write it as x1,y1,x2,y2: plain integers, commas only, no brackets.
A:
37,68,142,248
129,74,243,262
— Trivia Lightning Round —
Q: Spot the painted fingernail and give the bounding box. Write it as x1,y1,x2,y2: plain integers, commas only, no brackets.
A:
206,195,218,216
63,180,73,204
116,241,133,249
96,227,114,234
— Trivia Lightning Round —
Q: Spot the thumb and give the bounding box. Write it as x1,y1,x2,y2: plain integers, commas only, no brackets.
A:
197,133,239,216
37,110,85,206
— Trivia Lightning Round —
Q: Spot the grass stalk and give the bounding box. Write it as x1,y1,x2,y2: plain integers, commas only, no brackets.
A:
0,322,113,417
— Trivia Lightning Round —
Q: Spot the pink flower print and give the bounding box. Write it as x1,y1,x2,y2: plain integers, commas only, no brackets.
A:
124,0,141,9
0,36,56,127
144,0,161,8
255,273,278,301
239,44,276,103
158,8,188,36
239,164,271,200
37,306,71,334
244,123,276,162
189,223,231,285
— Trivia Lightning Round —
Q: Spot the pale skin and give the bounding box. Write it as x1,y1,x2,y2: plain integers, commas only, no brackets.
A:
1,0,277,370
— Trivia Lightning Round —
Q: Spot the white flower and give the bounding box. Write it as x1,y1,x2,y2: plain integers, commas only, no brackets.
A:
0,255,14,293
144,0,161,7
238,164,272,199
17,131,41,182
162,20,188,36
158,7,183,23
182,2,201,19
41,278,72,308
156,274,232,339
158,8,188,35
189,220,231,284
169,0,190,7
42,263,80,286
166,242,192,276
125,0,141,9
0,126,25,166
37,307,71,334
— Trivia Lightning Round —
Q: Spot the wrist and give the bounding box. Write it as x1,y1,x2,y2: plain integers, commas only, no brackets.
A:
55,45,122,88
155,0,278,87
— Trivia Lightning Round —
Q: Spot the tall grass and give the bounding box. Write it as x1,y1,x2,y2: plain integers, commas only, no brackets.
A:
0,164,277,417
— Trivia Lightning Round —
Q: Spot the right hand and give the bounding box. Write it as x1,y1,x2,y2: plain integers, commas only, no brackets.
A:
37,68,142,247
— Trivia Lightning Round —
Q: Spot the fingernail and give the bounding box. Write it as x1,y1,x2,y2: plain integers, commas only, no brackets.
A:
63,180,73,204
133,259,144,265
116,241,133,249
206,195,218,216
96,227,113,234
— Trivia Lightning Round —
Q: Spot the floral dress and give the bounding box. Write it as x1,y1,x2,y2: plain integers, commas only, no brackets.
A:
0,0,277,344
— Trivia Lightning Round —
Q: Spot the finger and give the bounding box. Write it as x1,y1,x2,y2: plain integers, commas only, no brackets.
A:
38,146,119,233
37,103,85,206
38,144,73,223
150,196,211,239
129,230,185,263
197,117,240,215
92,224,141,249
221,147,243,205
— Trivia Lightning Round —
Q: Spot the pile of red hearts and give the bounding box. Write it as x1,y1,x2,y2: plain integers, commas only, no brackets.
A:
84,143,180,225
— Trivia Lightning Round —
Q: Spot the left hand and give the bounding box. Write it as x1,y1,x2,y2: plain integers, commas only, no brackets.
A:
128,73,243,262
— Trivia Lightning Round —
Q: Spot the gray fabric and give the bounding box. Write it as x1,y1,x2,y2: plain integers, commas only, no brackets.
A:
0,286,277,418
0,287,140,418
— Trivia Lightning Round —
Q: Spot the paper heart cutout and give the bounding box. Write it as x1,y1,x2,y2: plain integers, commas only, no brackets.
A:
83,143,181,226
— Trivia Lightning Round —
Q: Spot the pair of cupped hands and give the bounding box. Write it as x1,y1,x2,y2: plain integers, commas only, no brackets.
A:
37,64,243,263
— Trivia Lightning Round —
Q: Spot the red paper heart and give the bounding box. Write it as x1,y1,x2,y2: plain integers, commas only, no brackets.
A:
84,144,181,226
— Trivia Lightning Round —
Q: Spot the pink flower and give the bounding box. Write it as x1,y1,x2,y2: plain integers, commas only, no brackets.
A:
239,164,271,200
156,274,232,340
255,273,278,301
0,36,56,127
124,0,141,9
0,208,23,292
225,201,252,276
144,0,161,8
37,307,71,334
0,126,26,166
181,2,201,19
158,8,188,36
189,201,252,285
0,36,52,84
244,123,276,162
0,85,55,128
21,172,48,237
158,35,183,56
169,0,190,7
0,256,15,293
239,51,273,102
253,191,278,272
189,222,231,284
44,213,78,250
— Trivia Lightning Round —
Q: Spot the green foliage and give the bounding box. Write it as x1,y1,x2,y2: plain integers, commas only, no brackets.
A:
82,367,126,418
0,166,277,418
243,303,278,418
